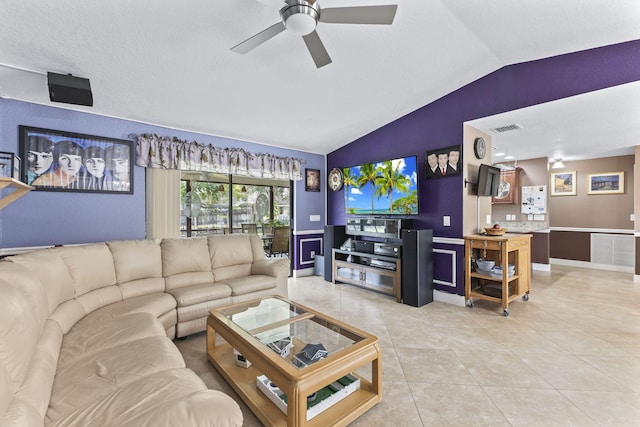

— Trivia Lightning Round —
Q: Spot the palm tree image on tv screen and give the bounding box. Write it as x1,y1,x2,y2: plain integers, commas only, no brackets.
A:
343,156,418,215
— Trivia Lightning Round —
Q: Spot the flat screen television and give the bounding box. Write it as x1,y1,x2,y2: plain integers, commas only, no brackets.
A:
343,155,418,215
477,163,501,197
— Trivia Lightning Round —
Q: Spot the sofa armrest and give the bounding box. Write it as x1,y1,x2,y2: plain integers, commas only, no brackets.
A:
251,259,289,277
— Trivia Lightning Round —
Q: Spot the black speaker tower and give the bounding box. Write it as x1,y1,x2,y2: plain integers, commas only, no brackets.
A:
401,229,434,307
47,72,93,106
323,225,347,282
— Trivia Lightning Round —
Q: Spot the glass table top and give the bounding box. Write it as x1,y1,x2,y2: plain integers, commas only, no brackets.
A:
217,297,366,369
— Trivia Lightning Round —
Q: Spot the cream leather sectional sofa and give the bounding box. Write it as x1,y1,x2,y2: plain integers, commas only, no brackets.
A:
0,234,289,426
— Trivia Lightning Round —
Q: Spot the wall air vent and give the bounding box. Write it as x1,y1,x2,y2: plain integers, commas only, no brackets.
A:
491,124,522,133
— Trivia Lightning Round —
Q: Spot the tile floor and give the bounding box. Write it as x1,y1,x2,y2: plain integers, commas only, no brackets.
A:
176,265,640,426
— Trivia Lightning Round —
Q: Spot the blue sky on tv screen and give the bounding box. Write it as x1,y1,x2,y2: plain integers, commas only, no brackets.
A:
343,156,418,215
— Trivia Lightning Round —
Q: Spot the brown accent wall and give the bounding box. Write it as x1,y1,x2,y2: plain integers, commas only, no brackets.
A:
549,156,634,229
550,231,590,261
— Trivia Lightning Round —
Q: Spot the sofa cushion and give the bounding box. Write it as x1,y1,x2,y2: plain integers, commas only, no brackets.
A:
107,240,165,299
48,336,185,423
1,320,63,426
161,237,210,276
208,235,254,269
220,275,276,296
107,239,162,283
82,293,176,323
161,238,213,290
47,369,242,427
0,281,44,399
58,244,117,297
168,283,232,307
6,248,74,314
58,312,166,369
208,235,257,281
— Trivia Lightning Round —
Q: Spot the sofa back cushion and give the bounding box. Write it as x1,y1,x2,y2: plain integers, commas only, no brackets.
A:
161,237,213,290
58,244,117,297
107,239,165,298
7,247,74,315
208,235,259,281
0,277,48,423
57,244,121,316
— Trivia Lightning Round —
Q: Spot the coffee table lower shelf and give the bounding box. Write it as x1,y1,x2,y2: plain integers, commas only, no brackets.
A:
208,344,379,427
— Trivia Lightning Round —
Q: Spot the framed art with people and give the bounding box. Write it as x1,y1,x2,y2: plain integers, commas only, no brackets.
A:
425,144,462,179
19,125,133,194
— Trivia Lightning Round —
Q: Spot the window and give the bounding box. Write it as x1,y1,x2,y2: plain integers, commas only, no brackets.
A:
180,172,290,237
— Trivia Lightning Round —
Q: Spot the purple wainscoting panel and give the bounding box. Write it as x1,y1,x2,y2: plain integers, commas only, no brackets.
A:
293,233,323,271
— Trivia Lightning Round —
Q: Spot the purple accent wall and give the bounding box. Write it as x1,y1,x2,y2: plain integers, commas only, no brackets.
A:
327,39,640,294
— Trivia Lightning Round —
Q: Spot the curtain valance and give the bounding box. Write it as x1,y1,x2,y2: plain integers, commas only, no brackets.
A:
135,133,303,181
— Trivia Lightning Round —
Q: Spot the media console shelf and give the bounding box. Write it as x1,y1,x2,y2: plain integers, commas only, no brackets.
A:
329,217,433,307
332,248,402,302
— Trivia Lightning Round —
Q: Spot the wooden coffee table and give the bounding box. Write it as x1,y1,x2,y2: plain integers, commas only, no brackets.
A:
206,296,381,426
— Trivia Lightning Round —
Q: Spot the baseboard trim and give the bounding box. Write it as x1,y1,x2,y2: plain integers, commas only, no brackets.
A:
532,263,551,272
433,290,465,307
294,268,315,278
550,258,633,273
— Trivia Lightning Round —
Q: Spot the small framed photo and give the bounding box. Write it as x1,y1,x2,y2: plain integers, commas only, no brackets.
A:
550,170,577,196
305,168,320,192
587,171,624,195
425,144,462,178
0,151,20,180
19,125,133,194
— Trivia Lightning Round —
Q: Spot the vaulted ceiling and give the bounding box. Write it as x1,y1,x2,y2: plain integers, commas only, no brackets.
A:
1,0,639,159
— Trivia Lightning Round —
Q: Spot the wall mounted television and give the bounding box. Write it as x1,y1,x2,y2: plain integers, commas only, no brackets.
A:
343,155,419,215
477,163,501,197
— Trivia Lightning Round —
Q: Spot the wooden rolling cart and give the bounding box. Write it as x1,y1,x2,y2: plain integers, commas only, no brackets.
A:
464,234,531,316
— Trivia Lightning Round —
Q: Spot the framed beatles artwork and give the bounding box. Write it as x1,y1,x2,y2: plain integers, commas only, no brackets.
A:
19,125,133,194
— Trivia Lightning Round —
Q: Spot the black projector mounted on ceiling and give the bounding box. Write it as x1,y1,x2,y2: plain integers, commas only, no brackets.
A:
47,72,93,106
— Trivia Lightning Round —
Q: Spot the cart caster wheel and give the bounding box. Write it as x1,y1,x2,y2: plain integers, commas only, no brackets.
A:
466,300,473,308
503,309,509,317
522,293,529,301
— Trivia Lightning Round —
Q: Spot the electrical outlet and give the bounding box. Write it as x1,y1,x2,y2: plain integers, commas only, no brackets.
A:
310,251,315,259
443,216,450,227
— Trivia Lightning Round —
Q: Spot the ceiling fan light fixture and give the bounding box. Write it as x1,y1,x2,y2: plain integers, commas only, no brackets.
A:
281,2,320,36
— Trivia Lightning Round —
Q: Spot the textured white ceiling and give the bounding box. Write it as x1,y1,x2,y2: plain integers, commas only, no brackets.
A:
1,0,639,158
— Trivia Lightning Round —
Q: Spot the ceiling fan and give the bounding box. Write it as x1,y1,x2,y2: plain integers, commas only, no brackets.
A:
231,0,398,68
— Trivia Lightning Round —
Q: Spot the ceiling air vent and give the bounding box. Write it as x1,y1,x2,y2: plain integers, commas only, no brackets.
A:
491,124,522,133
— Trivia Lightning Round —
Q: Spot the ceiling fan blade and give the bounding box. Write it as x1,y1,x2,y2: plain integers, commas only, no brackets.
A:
319,5,397,25
231,22,286,54
302,30,332,68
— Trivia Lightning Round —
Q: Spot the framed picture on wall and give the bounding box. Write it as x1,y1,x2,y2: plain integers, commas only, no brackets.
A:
550,170,577,196
587,171,624,195
19,125,133,194
305,168,320,192
425,144,462,178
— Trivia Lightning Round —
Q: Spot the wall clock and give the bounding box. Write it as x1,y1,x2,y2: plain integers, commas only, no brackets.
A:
474,137,486,159
328,168,344,191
